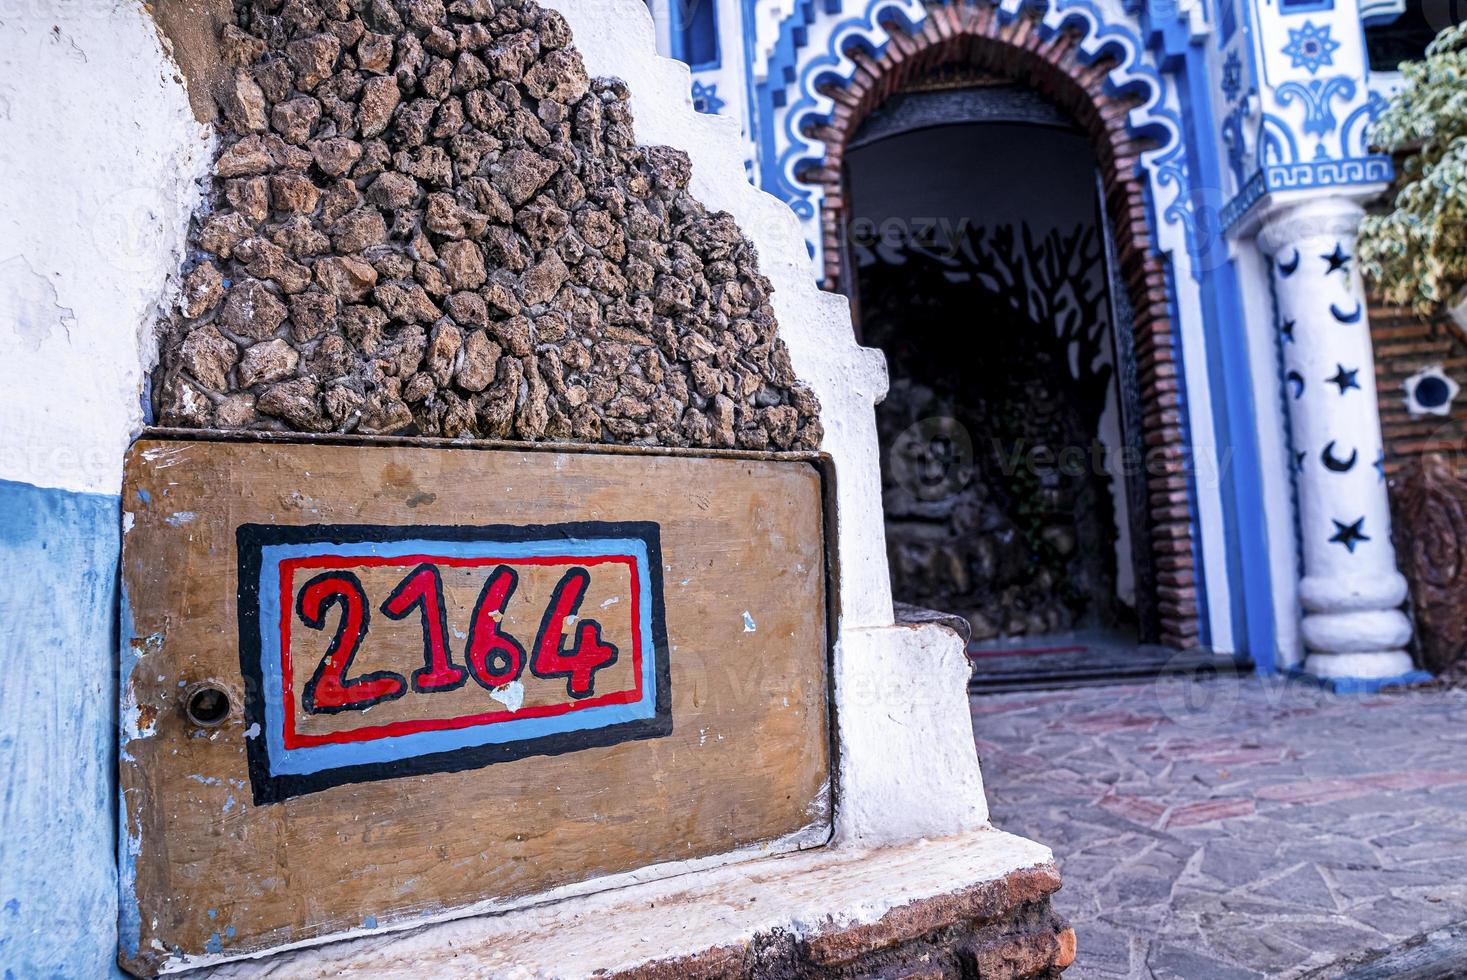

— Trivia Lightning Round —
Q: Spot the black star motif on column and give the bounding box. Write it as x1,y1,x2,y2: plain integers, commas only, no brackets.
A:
1293,450,1307,473
1329,517,1370,553
1280,318,1296,343
1323,243,1351,276
1374,450,1386,483
1327,364,1360,394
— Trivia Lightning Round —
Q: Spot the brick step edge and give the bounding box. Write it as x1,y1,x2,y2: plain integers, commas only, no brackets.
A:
614,863,1076,980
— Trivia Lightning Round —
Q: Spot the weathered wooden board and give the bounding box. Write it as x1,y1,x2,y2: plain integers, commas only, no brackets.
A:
118,436,831,975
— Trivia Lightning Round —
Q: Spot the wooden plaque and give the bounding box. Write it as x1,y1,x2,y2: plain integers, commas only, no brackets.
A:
118,435,832,975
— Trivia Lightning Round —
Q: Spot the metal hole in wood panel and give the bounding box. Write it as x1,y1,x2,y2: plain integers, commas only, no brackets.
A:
185,685,231,727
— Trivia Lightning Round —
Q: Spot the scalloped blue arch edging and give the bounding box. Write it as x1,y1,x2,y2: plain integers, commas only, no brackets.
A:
749,0,1194,268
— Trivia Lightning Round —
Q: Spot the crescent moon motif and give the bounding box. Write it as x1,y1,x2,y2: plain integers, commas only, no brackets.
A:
1321,441,1358,473
1330,301,1363,324
1287,370,1305,399
1278,250,1300,277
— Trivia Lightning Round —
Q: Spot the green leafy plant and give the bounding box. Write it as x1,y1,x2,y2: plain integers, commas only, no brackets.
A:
1359,23,1467,315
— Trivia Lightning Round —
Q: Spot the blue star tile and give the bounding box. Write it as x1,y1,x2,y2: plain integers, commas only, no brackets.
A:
691,80,725,115
1282,22,1340,75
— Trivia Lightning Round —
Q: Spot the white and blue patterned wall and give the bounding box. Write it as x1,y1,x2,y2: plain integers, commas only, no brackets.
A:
652,0,1418,669
1212,0,1399,229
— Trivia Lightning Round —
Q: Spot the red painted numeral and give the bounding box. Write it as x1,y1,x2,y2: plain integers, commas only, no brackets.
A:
464,565,527,690
381,564,468,693
531,568,618,699
297,571,406,714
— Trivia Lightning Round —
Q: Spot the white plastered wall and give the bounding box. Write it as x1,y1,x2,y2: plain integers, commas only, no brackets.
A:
0,3,212,498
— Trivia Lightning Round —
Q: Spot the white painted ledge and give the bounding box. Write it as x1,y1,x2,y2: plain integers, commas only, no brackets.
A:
194,829,1054,978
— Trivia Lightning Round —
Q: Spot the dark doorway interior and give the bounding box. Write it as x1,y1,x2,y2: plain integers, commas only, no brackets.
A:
846,92,1163,679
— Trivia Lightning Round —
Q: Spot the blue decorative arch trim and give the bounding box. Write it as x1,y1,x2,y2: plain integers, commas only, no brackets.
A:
749,0,1193,265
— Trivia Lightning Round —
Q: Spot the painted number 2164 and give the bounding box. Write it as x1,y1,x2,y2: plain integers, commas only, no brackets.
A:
295,563,617,713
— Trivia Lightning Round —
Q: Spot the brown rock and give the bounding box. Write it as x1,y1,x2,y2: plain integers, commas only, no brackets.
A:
645,145,692,190
439,240,487,290
271,97,321,145
253,58,294,105
314,255,379,302
492,148,558,206
285,32,341,90
515,201,568,250
481,270,522,315
178,325,238,390
523,49,589,104
270,214,331,258
521,251,568,305
288,291,338,342
238,338,300,388
198,211,254,258
225,177,271,224
426,320,462,386
270,173,321,213
358,391,414,433
455,329,499,391
341,304,388,353
215,393,257,428
444,290,487,327
322,385,364,427
488,314,532,356
159,375,214,427
485,31,537,84
178,261,226,318
331,207,388,252
219,279,288,340
215,136,274,178
357,31,395,74
308,137,363,177
237,237,313,294
366,171,419,209
220,68,269,133
374,281,442,323
538,9,573,48
309,332,354,378
258,378,328,430
357,75,401,138
710,393,736,447
403,371,436,403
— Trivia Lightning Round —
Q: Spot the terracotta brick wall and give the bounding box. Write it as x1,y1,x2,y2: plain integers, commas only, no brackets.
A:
1369,293,1467,479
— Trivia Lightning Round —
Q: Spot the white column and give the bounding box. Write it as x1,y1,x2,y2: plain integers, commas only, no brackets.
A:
1257,197,1414,680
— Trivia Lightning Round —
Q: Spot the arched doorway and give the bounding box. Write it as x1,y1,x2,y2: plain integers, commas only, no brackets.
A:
798,5,1202,664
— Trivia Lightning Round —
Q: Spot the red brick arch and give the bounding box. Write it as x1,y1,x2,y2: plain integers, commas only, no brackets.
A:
800,2,1200,648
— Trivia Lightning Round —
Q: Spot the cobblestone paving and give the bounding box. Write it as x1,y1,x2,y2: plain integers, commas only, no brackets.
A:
972,673,1467,979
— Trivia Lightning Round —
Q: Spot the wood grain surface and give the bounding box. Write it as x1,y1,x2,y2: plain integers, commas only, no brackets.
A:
118,436,831,975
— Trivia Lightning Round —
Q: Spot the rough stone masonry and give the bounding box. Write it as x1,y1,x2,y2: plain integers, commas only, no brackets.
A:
154,0,821,450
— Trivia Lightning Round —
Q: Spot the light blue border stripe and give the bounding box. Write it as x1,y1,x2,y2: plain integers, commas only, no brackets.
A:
256,536,656,776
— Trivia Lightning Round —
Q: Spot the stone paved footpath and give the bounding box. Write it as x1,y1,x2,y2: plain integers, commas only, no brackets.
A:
971,673,1467,979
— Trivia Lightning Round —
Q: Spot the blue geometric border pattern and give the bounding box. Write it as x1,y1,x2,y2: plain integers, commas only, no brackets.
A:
1220,156,1393,230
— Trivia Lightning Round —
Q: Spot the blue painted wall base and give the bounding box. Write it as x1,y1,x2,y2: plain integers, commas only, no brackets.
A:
0,479,122,978
1284,665,1436,695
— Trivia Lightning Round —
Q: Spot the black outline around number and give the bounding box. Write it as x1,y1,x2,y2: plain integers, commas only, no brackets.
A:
237,521,671,805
